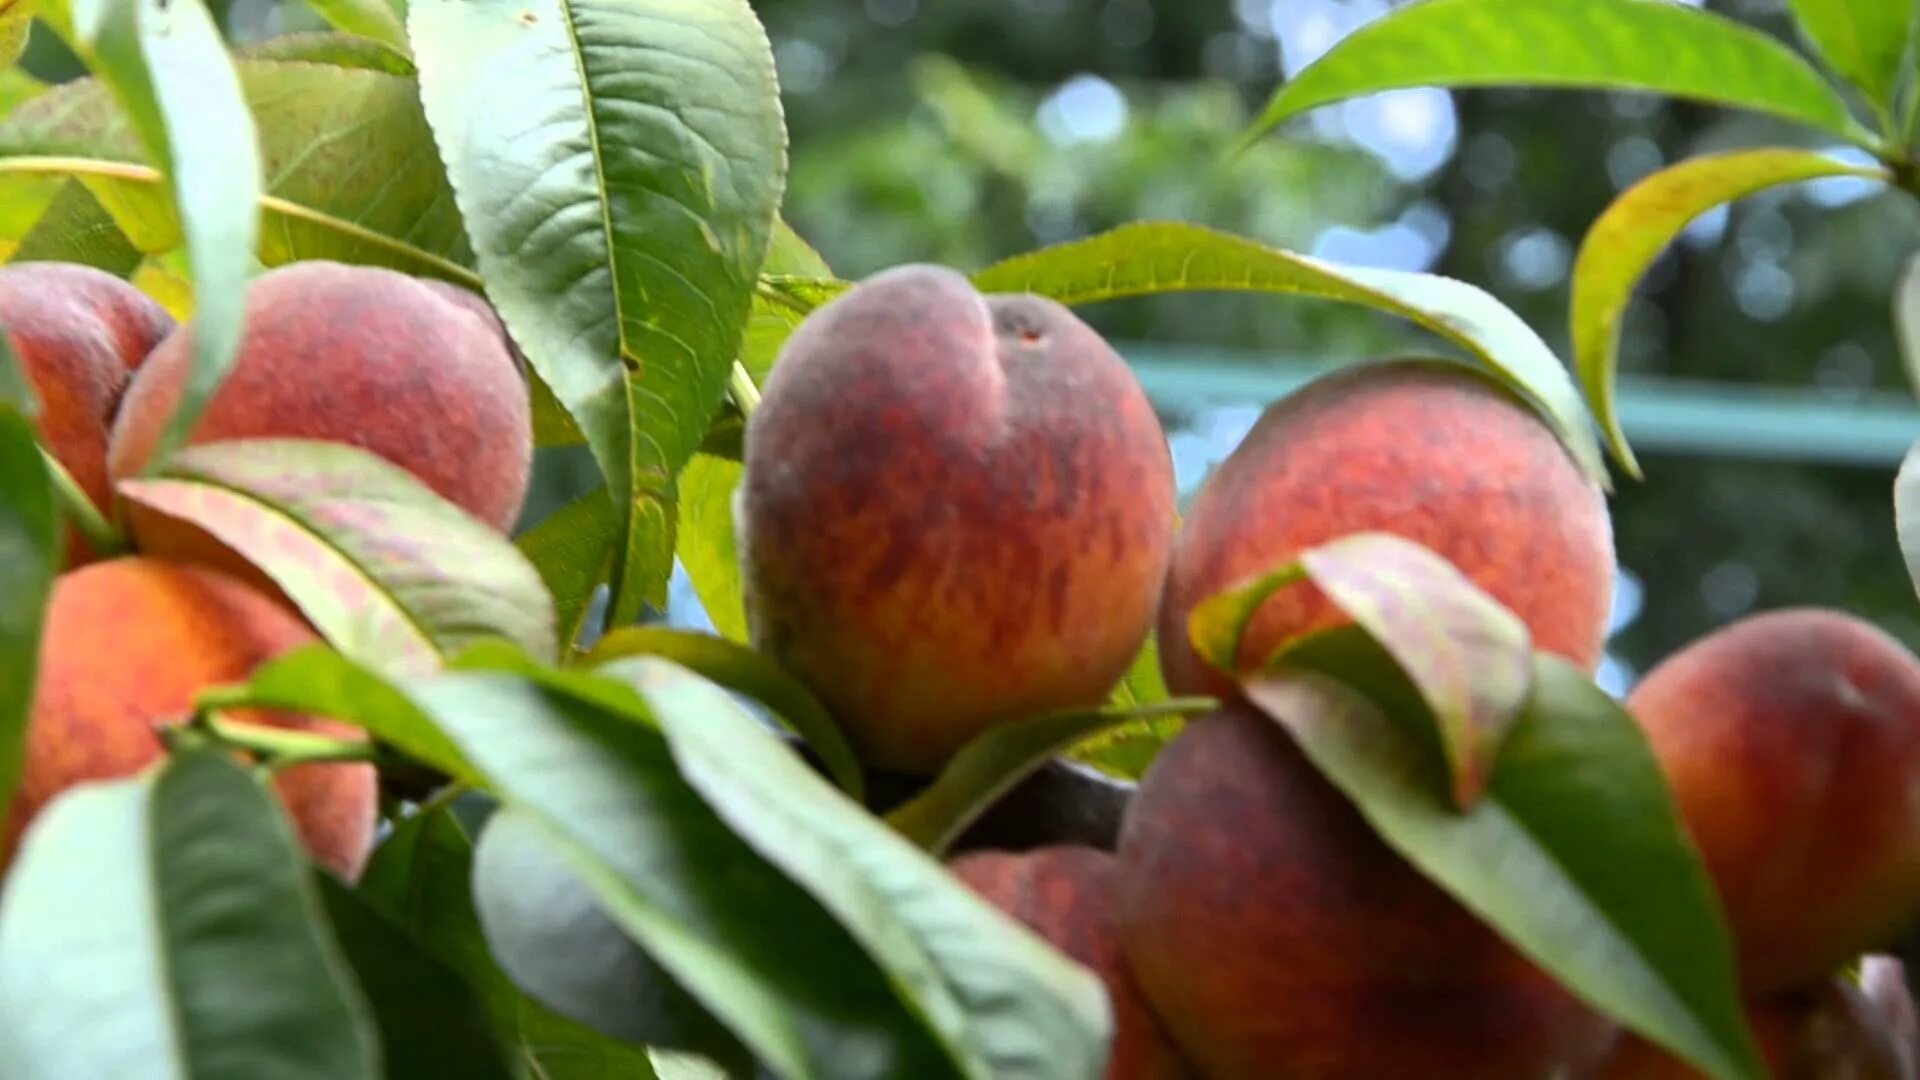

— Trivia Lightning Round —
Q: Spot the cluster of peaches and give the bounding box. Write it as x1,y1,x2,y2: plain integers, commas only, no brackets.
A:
738,266,1920,1079
0,258,532,883
9,254,1920,1079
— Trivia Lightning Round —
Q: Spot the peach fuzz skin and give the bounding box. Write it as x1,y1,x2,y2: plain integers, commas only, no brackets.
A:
1156,359,1615,698
738,264,1176,773
950,846,1189,1080
0,263,174,564
1627,609,1920,993
1,558,377,883
107,260,532,534
1115,706,1615,1079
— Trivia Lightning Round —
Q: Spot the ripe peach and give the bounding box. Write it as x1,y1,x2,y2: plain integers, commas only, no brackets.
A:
1585,976,1910,1078
1114,705,1614,1078
107,260,532,532
0,262,174,563
739,264,1176,772
949,846,1188,1080
1157,359,1614,697
1626,609,1920,992
1,557,377,882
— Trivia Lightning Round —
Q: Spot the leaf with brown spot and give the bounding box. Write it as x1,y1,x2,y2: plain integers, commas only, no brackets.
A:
1189,531,1533,810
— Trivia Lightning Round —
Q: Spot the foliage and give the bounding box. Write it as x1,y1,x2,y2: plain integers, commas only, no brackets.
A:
4,1,1920,1078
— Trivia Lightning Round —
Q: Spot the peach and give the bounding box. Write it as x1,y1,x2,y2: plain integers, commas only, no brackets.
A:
107,260,532,532
1157,359,1615,697
949,846,1188,1080
738,264,1176,772
0,262,174,563
1626,609,1920,992
1114,705,1614,1078
1,557,377,882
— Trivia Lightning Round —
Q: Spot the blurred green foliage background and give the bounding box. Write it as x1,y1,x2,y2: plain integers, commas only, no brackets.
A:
17,0,1920,690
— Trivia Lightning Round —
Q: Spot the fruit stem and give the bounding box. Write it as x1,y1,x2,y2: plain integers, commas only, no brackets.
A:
193,711,379,770
729,361,762,419
41,449,125,557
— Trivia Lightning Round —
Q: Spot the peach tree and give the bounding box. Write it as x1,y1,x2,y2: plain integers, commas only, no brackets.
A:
0,0,1915,1077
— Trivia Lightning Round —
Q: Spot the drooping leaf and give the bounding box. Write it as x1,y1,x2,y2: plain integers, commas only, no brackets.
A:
587,626,864,801
61,0,261,465
410,0,788,623
412,671,956,1079
1247,634,1760,1080
0,392,55,839
119,439,558,676
1190,532,1534,810
972,221,1606,484
301,0,408,54
515,486,618,653
1572,149,1886,477
1242,0,1875,152
598,656,1115,1079
472,808,751,1071
1786,0,1915,109
316,876,521,1080
884,695,1214,854
0,751,381,1079
358,805,669,1080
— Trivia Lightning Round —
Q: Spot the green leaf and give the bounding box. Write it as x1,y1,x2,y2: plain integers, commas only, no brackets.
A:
0,66,45,121
316,876,521,1080
972,222,1607,484
213,644,481,787
1572,149,1886,477
410,0,788,624
885,696,1214,855
1895,250,1920,403
1894,442,1920,601
472,808,751,1070
0,58,470,276
674,220,832,641
587,626,864,802
1190,532,1534,810
118,439,558,676
1242,0,1875,152
515,486,618,652
1246,634,1760,1080
238,30,417,75
1787,0,1916,109
302,0,408,55
0,401,54,840
0,751,381,1079
674,452,745,640
359,805,668,1080
423,672,955,1078
599,656,1115,1079
0,0,29,68
9,179,143,273
1069,635,1181,780
61,0,262,466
